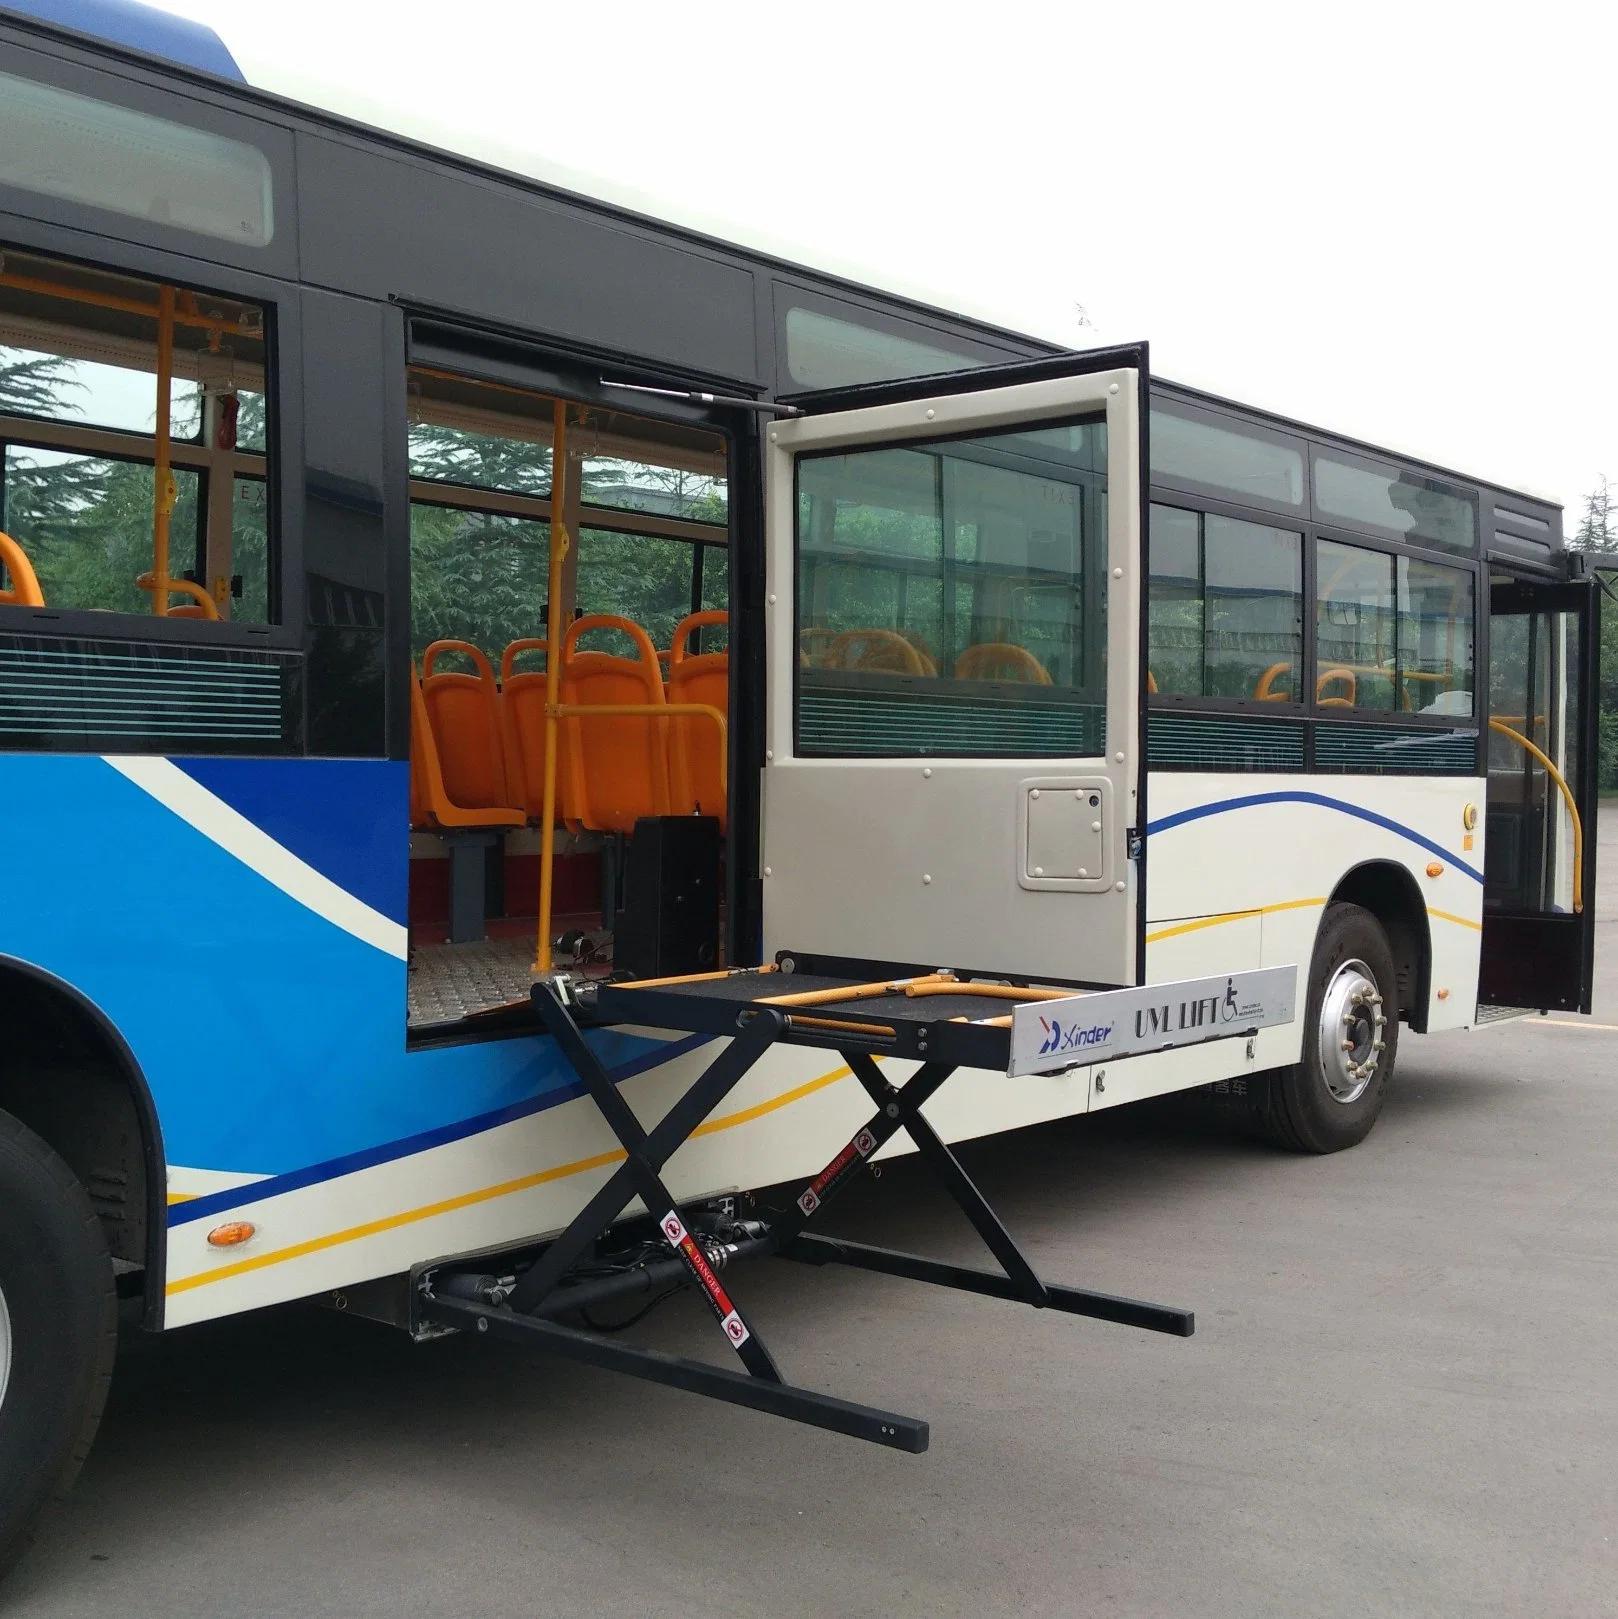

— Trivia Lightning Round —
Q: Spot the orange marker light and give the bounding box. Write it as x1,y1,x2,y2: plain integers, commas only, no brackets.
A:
1436,988,1451,1001
1426,862,1445,878
207,1221,256,1248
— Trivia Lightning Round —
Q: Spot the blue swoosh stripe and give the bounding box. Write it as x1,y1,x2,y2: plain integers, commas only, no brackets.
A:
1147,791,1484,884
168,1032,714,1227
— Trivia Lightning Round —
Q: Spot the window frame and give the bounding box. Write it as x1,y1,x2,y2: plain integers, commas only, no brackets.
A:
1145,489,1487,773
1146,494,1307,712
0,227,295,651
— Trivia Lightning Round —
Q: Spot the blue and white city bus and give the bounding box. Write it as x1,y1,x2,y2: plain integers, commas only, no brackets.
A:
0,0,1598,1574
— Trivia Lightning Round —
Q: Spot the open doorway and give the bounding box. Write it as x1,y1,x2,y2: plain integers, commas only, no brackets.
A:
404,365,732,1034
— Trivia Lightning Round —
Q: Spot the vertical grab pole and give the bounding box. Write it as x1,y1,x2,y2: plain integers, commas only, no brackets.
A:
534,400,571,974
149,283,177,615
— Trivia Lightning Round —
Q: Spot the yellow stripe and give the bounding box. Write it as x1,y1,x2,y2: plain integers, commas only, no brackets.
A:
166,1056,867,1297
167,1146,627,1296
1145,897,1325,944
1146,896,1481,944
166,1191,197,1205
692,1062,854,1136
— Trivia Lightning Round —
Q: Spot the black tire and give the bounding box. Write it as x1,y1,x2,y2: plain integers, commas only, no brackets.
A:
0,1107,118,1582
1253,902,1400,1154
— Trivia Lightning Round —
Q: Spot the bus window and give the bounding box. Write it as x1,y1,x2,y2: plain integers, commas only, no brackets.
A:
795,418,1106,757
1315,539,1473,713
1399,557,1475,715
1314,453,1476,553
575,529,714,652
407,371,728,660
1150,403,1305,508
0,245,273,623
409,505,549,658
1147,504,1303,701
782,303,991,392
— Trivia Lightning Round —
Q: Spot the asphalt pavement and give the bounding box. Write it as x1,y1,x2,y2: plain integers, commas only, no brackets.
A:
7,810,1617,1618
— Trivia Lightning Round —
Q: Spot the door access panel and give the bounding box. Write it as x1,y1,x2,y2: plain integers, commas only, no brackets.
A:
761,353,1145,988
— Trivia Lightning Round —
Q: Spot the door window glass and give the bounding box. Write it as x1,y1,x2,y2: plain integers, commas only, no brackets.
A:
795,417,1107,757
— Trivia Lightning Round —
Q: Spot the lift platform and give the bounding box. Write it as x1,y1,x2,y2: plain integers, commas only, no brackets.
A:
419,955,1295,1451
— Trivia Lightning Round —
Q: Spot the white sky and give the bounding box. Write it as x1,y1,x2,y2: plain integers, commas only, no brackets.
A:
163,0,1616,517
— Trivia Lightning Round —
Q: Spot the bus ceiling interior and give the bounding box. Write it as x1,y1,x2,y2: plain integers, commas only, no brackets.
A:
404,364,733,1034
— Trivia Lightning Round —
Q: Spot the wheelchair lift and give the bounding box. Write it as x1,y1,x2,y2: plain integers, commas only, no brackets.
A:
419,954,1294,1451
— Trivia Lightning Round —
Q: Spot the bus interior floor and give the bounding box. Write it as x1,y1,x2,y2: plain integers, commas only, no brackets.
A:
407,935,543,1028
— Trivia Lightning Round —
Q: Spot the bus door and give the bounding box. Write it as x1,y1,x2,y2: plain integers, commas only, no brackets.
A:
761,348,1146,988
1479,569,1601,1011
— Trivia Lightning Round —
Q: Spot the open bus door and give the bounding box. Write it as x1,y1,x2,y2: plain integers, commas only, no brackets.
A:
758,347,1148,989
1479,562,1601,1012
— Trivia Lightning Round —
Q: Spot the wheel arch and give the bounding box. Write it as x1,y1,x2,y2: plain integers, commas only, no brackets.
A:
1326,862,1432,1032
0,955,167,1329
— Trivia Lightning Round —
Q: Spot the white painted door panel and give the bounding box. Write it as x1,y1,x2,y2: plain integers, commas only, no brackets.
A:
761,364,1142,987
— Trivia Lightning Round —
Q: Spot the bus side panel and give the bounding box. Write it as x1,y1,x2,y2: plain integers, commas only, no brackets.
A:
0,752,1107,1325
1101,769,1485,1113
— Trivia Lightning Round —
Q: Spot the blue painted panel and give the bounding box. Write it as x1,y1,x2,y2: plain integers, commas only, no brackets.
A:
176,758,409,925
0,754,674,1183
5,0,245,80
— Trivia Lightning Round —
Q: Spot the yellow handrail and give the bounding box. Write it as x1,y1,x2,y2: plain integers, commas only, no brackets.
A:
550,702,728,798
535,400,571,975
0,529,44,607
1489,718,1583,914
135,571,218,619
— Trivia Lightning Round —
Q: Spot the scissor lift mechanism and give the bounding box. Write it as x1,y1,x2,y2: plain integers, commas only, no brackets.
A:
420,953,1294,1451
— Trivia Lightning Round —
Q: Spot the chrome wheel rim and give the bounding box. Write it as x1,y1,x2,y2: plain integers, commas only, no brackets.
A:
0,1279,11,1414
1319,958,1385,1105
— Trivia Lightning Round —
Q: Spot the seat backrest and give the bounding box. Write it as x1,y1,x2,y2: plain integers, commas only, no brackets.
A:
670,610,729,669
954,642,1051,684
499,638,568,823
668,673,728,833
422,640,512,811
0,529,45,608
825,627,931,676
560,614,670,834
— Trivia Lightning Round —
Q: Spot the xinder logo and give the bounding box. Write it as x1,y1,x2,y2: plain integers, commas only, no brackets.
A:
1037,1018,1114,1056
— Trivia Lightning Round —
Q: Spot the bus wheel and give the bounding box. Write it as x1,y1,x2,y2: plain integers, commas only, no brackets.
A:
1254,902,1399,1154
0,1107,117,1581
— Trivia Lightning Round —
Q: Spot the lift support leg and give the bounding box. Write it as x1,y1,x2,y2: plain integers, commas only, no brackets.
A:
418,983,1193,1453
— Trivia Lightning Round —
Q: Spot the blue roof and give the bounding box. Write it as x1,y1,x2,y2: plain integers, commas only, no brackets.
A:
3,0,244,80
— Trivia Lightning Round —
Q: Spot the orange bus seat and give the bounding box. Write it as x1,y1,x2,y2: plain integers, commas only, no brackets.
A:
0,529,46,607
668,611,728,830
499,638,575,824
560,614,671,834
824,627,932,675
416,643,523,828
954,642,1051,684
